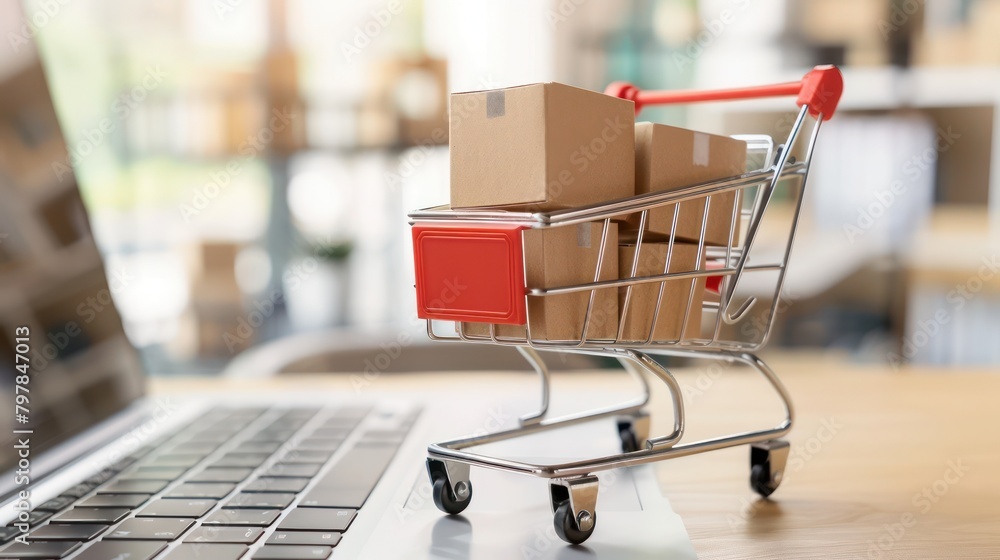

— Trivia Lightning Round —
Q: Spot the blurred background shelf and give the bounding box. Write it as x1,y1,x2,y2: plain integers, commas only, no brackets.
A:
14,0,1000,373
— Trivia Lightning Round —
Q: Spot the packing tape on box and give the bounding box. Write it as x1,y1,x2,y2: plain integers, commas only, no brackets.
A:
693,132,710,167
577,222,592,248
487,90,505,118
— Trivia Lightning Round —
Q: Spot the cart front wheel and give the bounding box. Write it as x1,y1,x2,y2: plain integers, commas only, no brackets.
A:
553,501,596,545
749,440,790,498
750,463,778,497
432,476,472,515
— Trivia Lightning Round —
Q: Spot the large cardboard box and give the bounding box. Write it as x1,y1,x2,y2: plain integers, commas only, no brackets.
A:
449,83,635,211
618,242,705,342
627,122,747,247
462,222,618,341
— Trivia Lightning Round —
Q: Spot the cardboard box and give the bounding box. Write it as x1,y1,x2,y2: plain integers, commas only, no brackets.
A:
627,122,747,246
449,82,635,211
462,222,619,341
618,242,706,342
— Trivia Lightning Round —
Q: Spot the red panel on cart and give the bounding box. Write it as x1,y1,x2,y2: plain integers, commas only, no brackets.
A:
412,224,527,324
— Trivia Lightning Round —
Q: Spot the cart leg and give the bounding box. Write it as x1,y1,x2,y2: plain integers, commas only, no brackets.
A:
516,346,550,426
749,439,789,498
549,476,599,545
426,458,473,514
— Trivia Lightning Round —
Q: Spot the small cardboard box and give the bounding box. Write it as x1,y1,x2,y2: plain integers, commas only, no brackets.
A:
462,222,618,341
449,82,635,211
628,122,747,246
618,242,706,342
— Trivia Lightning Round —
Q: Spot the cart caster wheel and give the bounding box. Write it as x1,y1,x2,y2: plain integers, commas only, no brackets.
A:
616,412,650,453
553,500,595,545
618,427,640,453
432,476,472,515
549,476,599,545
749,440,790,498
426,459,472,515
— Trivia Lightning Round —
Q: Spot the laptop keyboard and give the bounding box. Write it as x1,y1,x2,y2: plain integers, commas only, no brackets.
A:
0,405,419,559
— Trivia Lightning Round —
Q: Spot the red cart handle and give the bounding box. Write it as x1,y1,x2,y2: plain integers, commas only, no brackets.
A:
605,65,843,121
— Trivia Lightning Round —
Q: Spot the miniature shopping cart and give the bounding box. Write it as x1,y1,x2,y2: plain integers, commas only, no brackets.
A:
408,66,843,544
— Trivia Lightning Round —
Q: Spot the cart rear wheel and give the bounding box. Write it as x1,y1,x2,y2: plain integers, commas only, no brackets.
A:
616,412,650,454
432,476,472,515
553,500,595,545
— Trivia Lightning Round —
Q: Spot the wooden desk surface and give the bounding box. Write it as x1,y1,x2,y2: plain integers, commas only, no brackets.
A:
151,353,1000,559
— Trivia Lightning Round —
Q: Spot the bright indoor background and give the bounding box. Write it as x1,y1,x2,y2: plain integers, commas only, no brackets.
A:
23,0,1000,373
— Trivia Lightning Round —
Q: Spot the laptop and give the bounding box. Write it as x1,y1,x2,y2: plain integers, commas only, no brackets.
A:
0,7,696,559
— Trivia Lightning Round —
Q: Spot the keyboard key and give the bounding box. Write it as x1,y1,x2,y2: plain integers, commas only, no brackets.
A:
226,492,296,509
188,468,253,483
106,518,194,540
202,509,281,527
166,483,236,499
235,442,282,454
147,454,206,468
162,543,247,560
99,479,170,494
243,478,310,493
264,464,321,478
210,453,270,468
77,494,151,508
267,532,342,547
184,526,263,544
60,484,95,498
26,523,106,541
34,496,75,512
0,527,20,544
50,507,130,524
278,508,356,532
294,438,342,452
84,468,118,486
308,428,352,440
121,466,187,480
12,510,51,525
168,441,220,454
72,540,165,560
253,545,332,559
137,499,217,518
279,450,333,464
185,432,235,443
0,540,81,558
299,445,398,508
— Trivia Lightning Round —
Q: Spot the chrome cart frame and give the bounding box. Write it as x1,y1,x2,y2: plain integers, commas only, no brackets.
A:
409,66,843,544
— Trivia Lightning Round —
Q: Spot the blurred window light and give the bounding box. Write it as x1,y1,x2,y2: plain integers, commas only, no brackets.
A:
235,245,273,294
287,159,352,239
653,0,699,47
104,251,189,347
